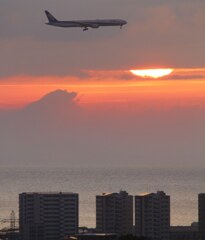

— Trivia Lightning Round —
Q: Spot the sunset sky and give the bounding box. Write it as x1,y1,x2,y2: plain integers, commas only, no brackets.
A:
0,0,205,168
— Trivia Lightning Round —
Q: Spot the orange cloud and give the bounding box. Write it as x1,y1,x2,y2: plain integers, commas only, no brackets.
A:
0,69,205,109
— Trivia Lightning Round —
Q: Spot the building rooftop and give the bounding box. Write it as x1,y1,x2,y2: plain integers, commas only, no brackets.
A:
20,192,78,195
136,191,168,197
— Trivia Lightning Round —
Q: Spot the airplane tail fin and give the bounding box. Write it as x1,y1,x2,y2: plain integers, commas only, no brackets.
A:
45,10,58,23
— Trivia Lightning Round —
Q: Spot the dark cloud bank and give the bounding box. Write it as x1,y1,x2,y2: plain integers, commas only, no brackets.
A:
1,0,205,76
0,89,204,168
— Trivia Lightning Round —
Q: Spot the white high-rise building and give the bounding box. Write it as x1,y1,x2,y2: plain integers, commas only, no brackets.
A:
135,191,170,240
19,192,79,240
96,190,133,235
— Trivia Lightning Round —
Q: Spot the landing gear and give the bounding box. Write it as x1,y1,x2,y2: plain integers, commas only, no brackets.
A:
83,27,88,31
120,25,123,29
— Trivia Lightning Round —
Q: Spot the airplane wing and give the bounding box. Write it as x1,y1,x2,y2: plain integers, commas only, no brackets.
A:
70,21,99,29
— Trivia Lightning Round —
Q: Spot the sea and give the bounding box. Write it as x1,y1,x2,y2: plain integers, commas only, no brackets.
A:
0,166,204,228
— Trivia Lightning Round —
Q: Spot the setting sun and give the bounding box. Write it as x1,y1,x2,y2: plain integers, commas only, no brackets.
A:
130,69,174,78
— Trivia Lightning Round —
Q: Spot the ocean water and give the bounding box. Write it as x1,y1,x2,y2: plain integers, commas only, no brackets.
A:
0,167,204,228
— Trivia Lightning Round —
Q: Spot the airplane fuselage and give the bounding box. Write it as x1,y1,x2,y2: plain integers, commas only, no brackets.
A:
46,19,127,28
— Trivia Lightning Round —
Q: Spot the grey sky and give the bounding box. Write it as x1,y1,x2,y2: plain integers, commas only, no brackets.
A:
1,0,205,76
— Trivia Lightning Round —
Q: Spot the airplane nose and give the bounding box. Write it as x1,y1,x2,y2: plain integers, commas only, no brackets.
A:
123,20,127,25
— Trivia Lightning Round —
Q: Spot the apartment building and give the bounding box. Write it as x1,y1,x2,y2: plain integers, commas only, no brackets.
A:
19,192,78,240
96,190,133,235
135,191,170,240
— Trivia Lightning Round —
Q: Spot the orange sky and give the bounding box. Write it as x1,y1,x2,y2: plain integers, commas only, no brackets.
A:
0,68,205,109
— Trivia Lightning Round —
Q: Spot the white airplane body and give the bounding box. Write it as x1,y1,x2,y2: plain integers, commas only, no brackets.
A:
45,11,127,31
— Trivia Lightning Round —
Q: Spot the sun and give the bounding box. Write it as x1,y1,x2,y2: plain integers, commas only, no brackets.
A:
130,69,174,78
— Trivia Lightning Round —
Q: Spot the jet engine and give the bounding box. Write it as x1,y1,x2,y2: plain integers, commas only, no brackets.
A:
91,24,100,28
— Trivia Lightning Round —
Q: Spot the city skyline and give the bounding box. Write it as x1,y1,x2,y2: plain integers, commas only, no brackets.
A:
0,189,203,228
1,188,205,240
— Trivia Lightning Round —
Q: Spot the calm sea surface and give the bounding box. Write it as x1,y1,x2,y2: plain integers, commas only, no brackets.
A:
0,167,204,227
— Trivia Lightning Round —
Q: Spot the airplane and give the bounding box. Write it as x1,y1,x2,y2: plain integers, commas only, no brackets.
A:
45,10,127,31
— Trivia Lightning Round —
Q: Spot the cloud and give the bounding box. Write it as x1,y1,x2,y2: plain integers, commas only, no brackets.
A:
0,89,205,168
164,75,205,81
25,89,79,114
81,69,205,81
18,89,81,126
0,89,83,166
